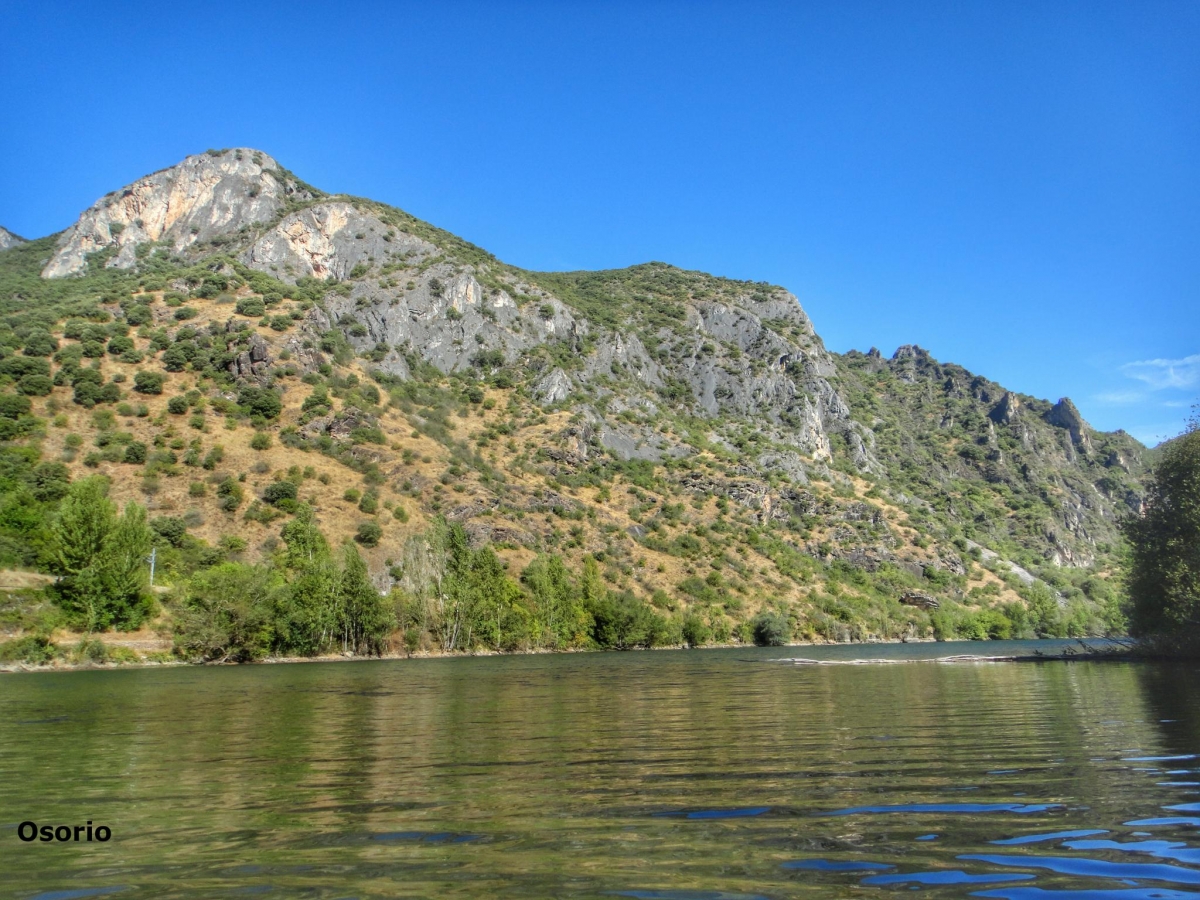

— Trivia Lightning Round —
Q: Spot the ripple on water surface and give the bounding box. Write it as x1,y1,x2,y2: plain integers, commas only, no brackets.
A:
3,642,1200,898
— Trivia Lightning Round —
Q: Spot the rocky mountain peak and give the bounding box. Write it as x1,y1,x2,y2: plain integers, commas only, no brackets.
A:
892,344,932,361
1045,397,1092,449
42,148,303,278
0,226,26,251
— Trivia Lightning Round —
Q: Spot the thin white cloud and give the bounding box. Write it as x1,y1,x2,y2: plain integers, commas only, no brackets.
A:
1094,391,1144,405
1121,354,1200,390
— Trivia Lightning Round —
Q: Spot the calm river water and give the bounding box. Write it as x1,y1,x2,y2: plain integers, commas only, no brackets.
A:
4,640,1200,899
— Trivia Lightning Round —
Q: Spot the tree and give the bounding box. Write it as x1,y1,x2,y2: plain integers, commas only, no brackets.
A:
587,589,667,649
104,504,152,620
51,477,152,630
750,610,790,646
522,554,588,648
174,564,279,662
337,542,395,655
280,504,330,568
682,612,712,648
1123,420,1200,653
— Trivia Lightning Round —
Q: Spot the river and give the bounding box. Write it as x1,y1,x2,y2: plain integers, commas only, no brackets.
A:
3,640,1200,899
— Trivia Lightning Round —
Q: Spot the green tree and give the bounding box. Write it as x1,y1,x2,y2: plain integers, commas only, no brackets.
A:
276,504,339,654
133,371,165,394
682,612,712,647
51,477,151,630
280,504,330,568
174,563,279,662
1123,420,1200,653
750,610,790,646
337,542,395,655
522,554,588,648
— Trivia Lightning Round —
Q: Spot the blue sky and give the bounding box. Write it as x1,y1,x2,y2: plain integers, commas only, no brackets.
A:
1,1,1196,445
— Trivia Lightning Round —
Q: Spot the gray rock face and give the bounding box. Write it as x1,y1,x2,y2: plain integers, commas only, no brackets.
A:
990,391,1022,425
243,201,435,281
316,264,586,378
1044,397,1091,449
0,226,25,251
43,149,295,278
635,293,866,465
533,368,573,404
965,540,1038,585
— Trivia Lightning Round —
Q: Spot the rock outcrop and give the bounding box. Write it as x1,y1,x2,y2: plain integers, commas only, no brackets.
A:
243,201,435,281
0,226,25,251
899,591,940,610
1044,397,1092,450
42,149,308,278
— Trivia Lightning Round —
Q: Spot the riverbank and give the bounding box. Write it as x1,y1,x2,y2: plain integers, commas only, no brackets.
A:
0,635,1136,674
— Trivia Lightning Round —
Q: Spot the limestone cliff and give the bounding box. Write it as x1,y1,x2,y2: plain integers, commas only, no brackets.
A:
0,226,25,251
42,149,314,278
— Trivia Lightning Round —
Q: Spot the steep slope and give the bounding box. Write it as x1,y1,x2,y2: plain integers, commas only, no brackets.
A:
0,148,1142,658
835,346,1146,568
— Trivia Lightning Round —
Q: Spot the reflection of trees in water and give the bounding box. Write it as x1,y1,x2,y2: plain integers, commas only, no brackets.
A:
1136,663,1200,755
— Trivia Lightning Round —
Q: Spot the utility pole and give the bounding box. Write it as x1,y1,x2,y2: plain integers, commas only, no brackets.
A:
148,546,156,588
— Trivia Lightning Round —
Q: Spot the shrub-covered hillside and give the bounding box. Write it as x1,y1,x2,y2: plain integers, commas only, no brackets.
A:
0,149,1142,665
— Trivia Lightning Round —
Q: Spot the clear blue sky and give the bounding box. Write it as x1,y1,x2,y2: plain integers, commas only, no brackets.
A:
2,1,1196,445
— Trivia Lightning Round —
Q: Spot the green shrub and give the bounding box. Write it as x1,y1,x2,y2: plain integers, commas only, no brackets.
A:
167,396,189,415
151,516,188,547
0,635,58,664
750,610,790,646
123,441,147,464
235,297,266,317
237,386,282,420
681,612,711,647
0,394,32,419
355,521,382,547
263,481,298,506
23,332,58,357
217,477,244,512
133,371,165,394
249,431,272,451
17,374,53,396
125,304,153,326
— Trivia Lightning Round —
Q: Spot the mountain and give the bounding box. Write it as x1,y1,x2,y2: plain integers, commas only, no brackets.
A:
0,148,1142,653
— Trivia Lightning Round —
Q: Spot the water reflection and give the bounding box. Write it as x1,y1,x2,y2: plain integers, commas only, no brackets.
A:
0,645,1199,898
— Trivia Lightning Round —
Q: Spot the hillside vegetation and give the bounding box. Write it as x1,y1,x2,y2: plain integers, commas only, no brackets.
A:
0,149,1142,666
